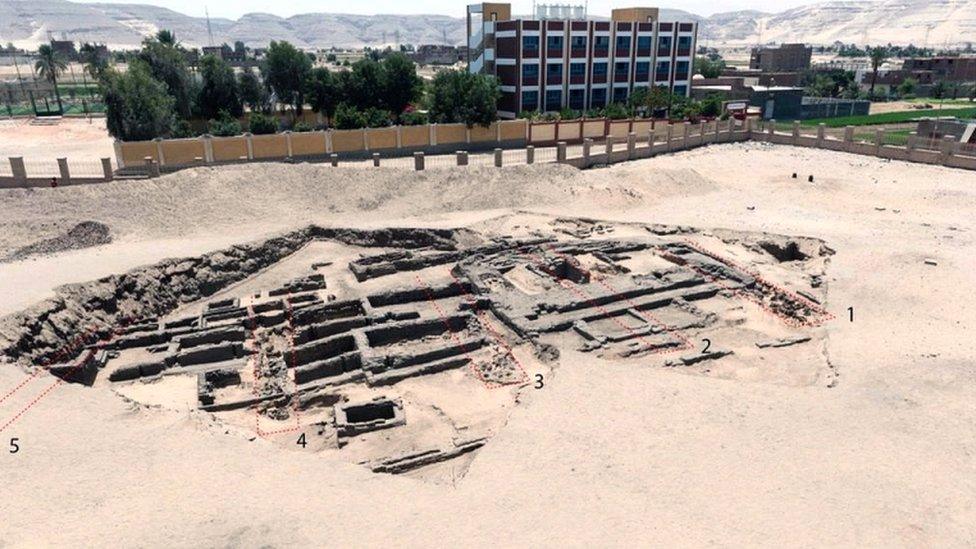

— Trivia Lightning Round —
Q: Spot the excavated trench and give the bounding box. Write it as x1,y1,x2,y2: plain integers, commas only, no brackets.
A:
0,225,462,367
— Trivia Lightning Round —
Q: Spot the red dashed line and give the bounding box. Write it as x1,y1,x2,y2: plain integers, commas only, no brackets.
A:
545,244,694,353
519,249,683,355
414,274,527,389
445,271,529,387
0,316,135,433
677,240,834,327
0,325,103,405
244,296,303,439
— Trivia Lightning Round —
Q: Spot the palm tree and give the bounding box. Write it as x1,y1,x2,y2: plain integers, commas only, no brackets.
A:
35,43,67,113
868,47,886,99
155,30,178,47
79,43,108,80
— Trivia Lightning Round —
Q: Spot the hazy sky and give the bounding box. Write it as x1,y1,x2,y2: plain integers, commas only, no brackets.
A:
74,0,823,19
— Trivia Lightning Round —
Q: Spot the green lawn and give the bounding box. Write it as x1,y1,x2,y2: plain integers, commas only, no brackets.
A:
801,107,976,128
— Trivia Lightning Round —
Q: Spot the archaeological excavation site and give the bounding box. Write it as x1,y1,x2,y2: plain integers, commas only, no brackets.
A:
0,211,836,481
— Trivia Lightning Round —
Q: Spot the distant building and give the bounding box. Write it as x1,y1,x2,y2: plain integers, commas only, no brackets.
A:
858,68,935,95
916,118,976,144
201,44,247,65
411,45,462,65
903,56,976,82
466,2,698,118
749,43,812,73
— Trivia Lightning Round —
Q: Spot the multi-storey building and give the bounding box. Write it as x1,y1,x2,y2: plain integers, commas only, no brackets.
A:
749,43,812,73
903,56,976,83
466,3,698,118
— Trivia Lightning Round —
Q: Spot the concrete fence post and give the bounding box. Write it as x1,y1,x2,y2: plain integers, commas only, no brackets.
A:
457,151,469,166
627,132,637,159
906,133,918,156
414,151,425,171
9,157,26,185
605,135,614,158
101,158,113,181
744,117,753,135
57,158,71,185
698,121,706,144
285,131,294,159
727,117,735,142
682,122,690,149
372,152,380,167
792,121,800,145
494,148,503,167
941,136,956,165
843,126,855,152
766,119,776,142
144,157,160,178
330,153,339,167
816,124,826,147
526,145,535,165
874,129,885,155
666,124,674,152
647,132,657,157
203,134,215,163
113,140,125,169
556,141,567,163
582,138,592,166
714,120,721,142
154,137,166,167
430,124,438,146
244,132,254,160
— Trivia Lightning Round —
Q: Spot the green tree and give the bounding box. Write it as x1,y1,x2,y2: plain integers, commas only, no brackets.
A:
693,55,725,78
138,31,193,118
101,61,175,140
333,102,366,129
207,110,242,136
197,54,242,119
868,47,887,98
79,43,108,80
35,43,67,112
262,40,312,116
379,53,422,117
343,58,383,110
238,68,267,113
306,67,339,123
248,112,278,134
897,77,917,97
428,70,500,128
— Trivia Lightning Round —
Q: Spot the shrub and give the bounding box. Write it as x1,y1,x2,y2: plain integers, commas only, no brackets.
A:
292,121,313,132
400,110,428,126
208,111,242,136
333,102,366,129
172,119,196,138
248,112,278,134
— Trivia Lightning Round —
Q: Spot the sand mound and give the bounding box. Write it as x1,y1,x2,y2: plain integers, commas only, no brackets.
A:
0,162,677,256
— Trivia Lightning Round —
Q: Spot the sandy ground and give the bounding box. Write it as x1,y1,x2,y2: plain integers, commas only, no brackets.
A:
1,143,975,546
0,117,114,169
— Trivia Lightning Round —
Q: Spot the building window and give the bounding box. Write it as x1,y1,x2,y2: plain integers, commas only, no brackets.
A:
614,62,629,77
594,35,609,51
591,88,607,108
522,64,539,79
677,36,692,53
569,88,585,109
571,35,587,50
523,36,539,51
635,61,650,78
673,85,687,96
546,63,563,78
615,35,631,50
547,35,563,50
570,63,586,77
658,36,672,54
612,87,628,103
522,90,539,112
637,36,652,50
593,62,608,76
675,60,689,79
655,61,670,80
545,89,562,111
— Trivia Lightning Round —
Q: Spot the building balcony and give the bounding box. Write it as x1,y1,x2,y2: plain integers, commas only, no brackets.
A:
615,48,630,58
657,48,671,57
676,49,691,57
593,48,609,58
570,48,587,58
570,75,586,85
614,73,630,83
547,76,563,85
655,72,670,81
592,75,608,84
523,77,539,86
547,48,563,58
674,72,689,81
